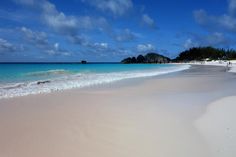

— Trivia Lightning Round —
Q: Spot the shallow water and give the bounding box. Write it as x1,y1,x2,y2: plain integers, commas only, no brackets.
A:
0,63,190,99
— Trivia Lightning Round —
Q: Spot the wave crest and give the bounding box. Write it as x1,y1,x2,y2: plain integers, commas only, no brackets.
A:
0,65,190,99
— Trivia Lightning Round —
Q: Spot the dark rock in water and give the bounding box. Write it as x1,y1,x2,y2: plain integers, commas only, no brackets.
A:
81,60,87,64
37,80,50,85
121,52,170,64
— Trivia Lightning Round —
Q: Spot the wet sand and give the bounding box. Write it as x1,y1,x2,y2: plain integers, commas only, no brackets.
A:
0,65,236,157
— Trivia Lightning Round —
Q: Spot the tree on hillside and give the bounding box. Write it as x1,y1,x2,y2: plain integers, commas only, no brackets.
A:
174,47,236,62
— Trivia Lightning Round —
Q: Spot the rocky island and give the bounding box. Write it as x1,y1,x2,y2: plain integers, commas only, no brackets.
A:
121,52,171,64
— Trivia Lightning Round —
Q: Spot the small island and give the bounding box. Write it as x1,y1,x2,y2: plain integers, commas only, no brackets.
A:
121,52,171,64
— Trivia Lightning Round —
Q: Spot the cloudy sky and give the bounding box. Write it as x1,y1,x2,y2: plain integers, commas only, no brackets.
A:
0,0,236,62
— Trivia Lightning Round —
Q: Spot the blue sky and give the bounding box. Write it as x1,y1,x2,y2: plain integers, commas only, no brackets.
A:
0,0,236,62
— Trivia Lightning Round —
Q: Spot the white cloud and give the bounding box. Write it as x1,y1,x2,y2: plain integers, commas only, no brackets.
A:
45,49,71,56
137,44,155,52
40,1,105,35
184,38,198,49
229,0,236,15
142,14,156,28
183,32,232,49
14,0,134,58
0,38,16,53
94,42,108,49
21,26,48,47
205,32,229,46
16,0,78,35
82,0,133,16
113,28,137,42
194,0,236,33
16,0,109,46
20,27,72,56
43,12,78,35
54,43,59,50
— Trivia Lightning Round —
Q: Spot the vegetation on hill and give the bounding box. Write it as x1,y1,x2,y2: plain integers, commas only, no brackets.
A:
173,47,236,62
121,47,236,64
121,53,171,64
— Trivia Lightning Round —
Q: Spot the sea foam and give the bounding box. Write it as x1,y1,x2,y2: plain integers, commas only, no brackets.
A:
0,64,190,99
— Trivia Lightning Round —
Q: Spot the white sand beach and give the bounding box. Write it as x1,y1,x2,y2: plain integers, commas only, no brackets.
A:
187,60,236,73
195,96,236,157
0,65,236,157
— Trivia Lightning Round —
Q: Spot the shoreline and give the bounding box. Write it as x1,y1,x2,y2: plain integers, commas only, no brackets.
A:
177,60,236,73
0,64,190,100
0,65,236,157
1,61,235,100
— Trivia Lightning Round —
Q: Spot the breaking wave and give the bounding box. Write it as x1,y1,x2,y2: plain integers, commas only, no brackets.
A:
0,64,190,99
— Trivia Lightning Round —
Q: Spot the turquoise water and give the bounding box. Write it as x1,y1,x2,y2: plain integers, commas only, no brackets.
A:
0,63,190,99
0,63,173,83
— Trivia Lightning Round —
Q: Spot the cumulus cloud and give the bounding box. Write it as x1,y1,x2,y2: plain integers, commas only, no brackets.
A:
229,0,236,15
54,43,59,50
43,13,77,35
42,2,109,41
14,0,135,58
191,1,236,49
48,42,70,56
205,32,231,46
20,26,71,56
184,38,198,49
81,0,133,16
79,41,132,59
183,32,233,49
15,0,110,46
16,0,77,35
44,44,71,56
93,42,108,49
0,38,17,53
194,1,236,33
142,14,156,28
137,44,155,52
68,34,89,46
45,48,71,56
86,42,110,56
48,3,108,32
79,16,109,31
112,28,138,42
21,26,48,48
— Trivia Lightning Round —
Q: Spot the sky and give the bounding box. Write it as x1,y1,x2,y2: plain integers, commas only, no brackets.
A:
0,0,236,62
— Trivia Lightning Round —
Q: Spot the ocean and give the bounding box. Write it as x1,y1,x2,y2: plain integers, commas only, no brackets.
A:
0,63,190,99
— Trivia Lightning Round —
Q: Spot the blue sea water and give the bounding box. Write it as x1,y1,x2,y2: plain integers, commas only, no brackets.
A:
0,63,190,99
